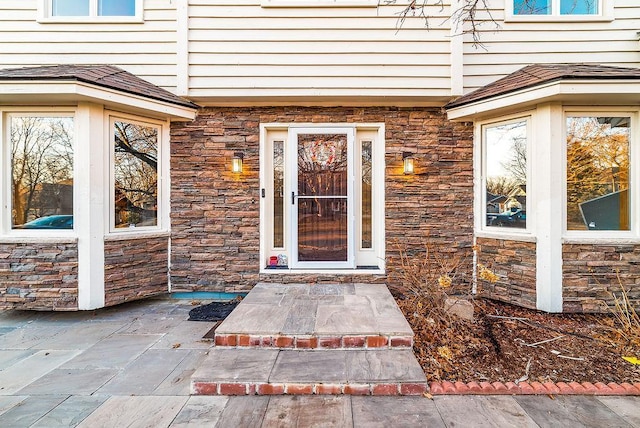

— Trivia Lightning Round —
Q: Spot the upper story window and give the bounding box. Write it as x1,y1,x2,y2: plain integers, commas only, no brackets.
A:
39,0,142,22
566,115,630,232
514,0,598,15
7,114,74,231
482,117,529,232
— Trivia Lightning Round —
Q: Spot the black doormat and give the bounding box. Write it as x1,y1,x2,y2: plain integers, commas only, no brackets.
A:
188,300,239,322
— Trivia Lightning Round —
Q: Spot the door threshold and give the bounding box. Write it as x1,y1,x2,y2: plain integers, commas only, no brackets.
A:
261,267,384,275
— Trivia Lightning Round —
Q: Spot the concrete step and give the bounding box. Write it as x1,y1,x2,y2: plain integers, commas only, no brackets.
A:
191,348,428,396
213,282,414,350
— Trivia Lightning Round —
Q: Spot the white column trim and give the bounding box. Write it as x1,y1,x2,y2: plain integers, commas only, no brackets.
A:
76,102,106,310
176,0,189,97
534,103,563,312
449,0,464,97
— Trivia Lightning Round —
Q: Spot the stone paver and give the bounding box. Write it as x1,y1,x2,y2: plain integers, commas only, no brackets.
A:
216,282,413,339
0,297,638,427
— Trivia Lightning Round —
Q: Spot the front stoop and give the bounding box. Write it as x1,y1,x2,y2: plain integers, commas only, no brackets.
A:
190,283,428,396
191,348,428,396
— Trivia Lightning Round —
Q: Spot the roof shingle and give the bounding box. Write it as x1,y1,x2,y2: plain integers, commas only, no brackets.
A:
0,64,198,109
445,64,640,109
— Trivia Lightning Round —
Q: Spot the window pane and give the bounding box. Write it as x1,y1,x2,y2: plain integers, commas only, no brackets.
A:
52,0,89,16
484,120,527,229
99,0,136,16
11,116,74,229
114,121,158,228
513,0,551,15
566,117,629,231
560,0,597,14
361,140,372,249
273,140,284,248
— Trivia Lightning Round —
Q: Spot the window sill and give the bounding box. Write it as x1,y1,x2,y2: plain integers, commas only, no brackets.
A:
261,0,377,7
475,230,537,243
0,235,78,244
37,16,143,24
105,230,170,241
504,14,614,23
562,236,640,245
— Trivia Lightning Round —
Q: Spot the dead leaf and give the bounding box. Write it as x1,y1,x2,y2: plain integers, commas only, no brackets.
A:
172,343,181,349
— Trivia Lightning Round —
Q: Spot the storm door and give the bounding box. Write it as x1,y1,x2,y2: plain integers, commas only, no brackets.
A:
289,127,355,269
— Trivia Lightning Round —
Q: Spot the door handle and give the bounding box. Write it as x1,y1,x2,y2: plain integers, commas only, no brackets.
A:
291,192,296,205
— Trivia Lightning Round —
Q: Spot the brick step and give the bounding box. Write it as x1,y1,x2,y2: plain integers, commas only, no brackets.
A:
213,333,413,350
191,348,428,396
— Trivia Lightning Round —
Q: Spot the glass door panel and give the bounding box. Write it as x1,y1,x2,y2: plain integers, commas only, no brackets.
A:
291,129,354,268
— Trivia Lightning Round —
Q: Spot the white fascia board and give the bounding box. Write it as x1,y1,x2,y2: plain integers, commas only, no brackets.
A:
447,80,640,121
0,81,197,120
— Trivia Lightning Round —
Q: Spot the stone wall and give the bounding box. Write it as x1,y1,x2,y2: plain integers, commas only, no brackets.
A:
170,107,474,292
0,241,78,310
476,238,537,309
104,236,169,306
563,243,640,313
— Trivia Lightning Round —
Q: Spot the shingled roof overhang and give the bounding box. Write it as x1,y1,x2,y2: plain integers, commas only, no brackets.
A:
446,64,640,121
0,65,199,120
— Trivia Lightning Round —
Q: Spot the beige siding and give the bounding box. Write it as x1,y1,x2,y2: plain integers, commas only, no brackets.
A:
186,0,454,100
462,0,640,93
0,0,178,91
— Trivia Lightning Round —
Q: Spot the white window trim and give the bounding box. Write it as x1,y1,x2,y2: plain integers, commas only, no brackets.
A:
107,112,167,235
562,108,638,241
505,0,613,22
477,113,534,239
259,122,385,274
38,0,143,23
1,108,77,238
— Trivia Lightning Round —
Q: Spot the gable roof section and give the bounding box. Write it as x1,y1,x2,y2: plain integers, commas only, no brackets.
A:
0,64,198,110
446,64,640,110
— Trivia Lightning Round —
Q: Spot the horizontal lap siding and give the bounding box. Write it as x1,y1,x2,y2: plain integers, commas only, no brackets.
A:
0,0,178,92
462,0,640,93
187,1,453,98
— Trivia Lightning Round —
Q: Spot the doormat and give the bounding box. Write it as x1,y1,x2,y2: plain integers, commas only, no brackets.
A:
188,300,239,322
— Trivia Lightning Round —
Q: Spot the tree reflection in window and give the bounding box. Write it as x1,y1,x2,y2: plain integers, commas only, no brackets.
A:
114,120,158,228
566,117,629,231
484,120,527,229
10,116,74,229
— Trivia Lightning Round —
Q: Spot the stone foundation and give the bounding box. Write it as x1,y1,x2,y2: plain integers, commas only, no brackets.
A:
104,235,169,306
0,241,78,310
476,237,537,310
563,243,640,313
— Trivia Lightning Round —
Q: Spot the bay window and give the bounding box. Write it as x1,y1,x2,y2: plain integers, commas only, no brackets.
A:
482,117,529,231
566,116,630,231
112,118,159,230
8,114,74,230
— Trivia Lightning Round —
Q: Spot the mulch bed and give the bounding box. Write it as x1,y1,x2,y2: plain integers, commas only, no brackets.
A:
395,295,640,384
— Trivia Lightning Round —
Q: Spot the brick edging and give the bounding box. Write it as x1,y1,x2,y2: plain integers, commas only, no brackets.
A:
214,334,413,349
428,381,640,395
192,381,428,396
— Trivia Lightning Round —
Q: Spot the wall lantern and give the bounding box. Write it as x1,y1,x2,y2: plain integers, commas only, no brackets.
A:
403,152,415,175
232,152,244,173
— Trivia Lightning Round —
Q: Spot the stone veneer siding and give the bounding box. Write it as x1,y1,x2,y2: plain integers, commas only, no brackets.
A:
476,237,537,310
0,242,78,310
170,107,474,292
103,236,169,306
563,243,640,313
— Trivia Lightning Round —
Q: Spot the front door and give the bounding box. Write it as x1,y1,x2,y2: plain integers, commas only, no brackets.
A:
289,127,355,269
